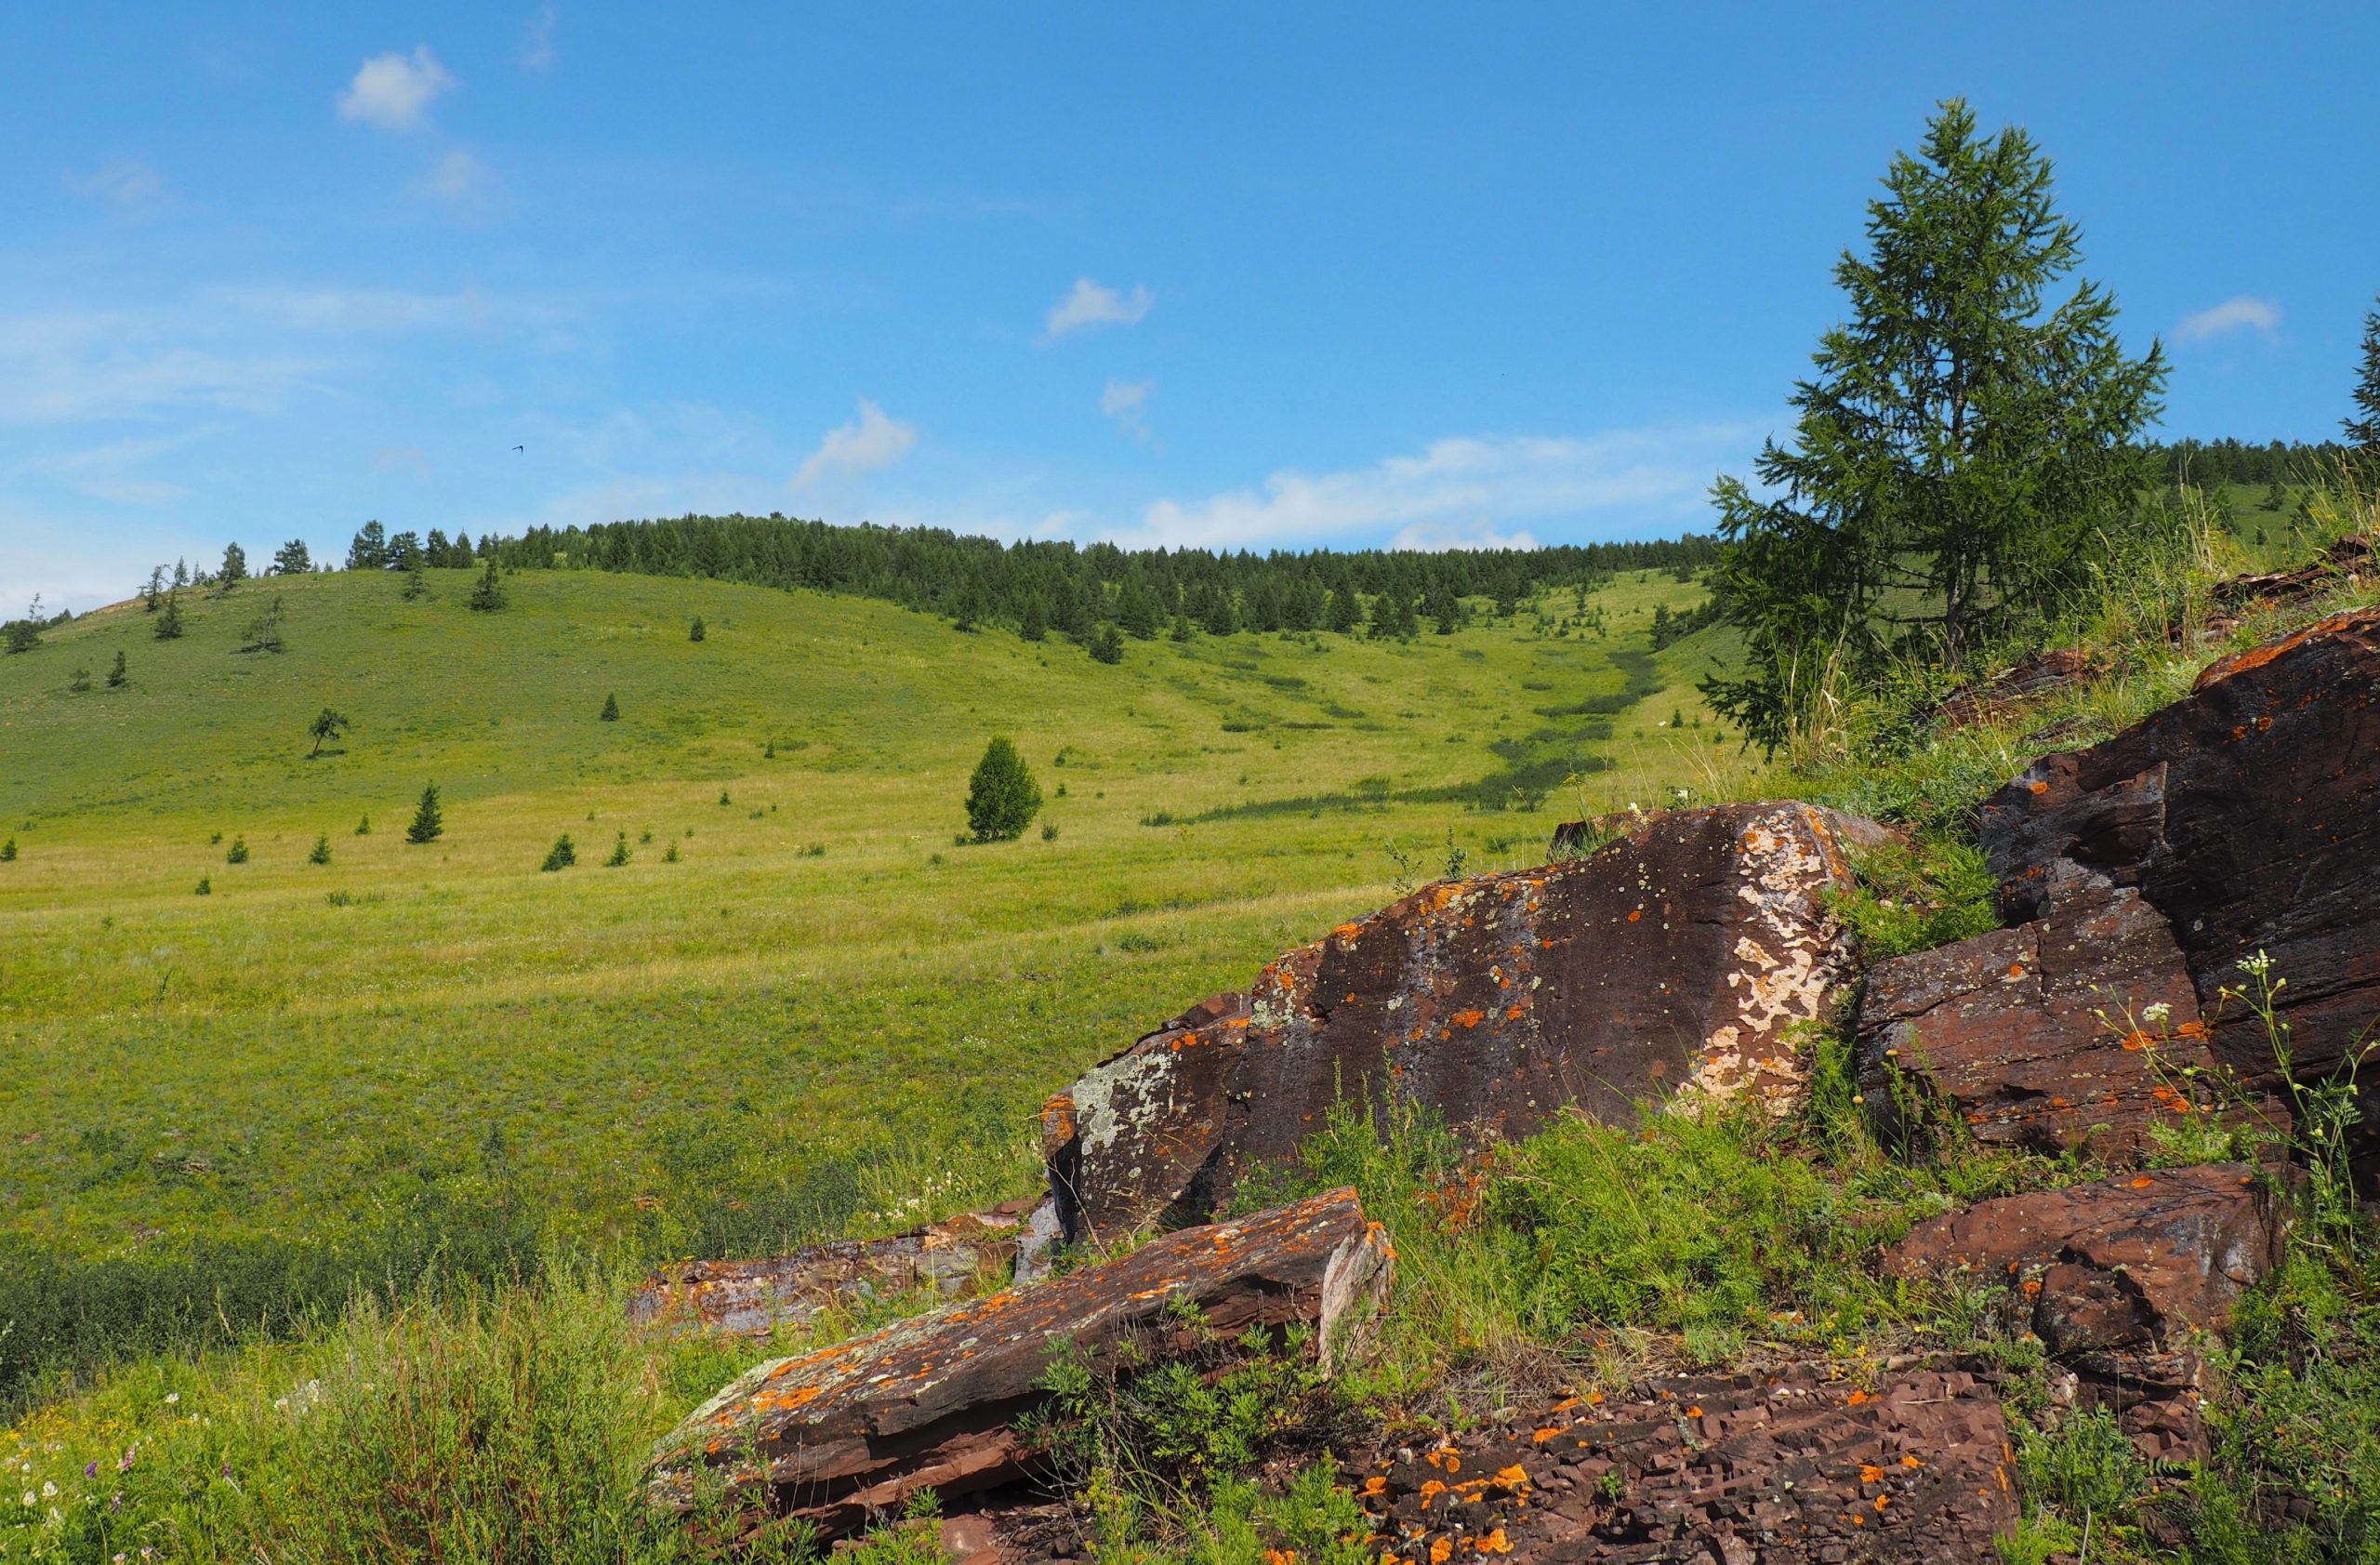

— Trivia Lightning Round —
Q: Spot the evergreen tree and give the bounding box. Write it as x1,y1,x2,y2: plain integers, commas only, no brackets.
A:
1088,623,1124,664
143,565,165,611
964,736,1042,842
67,665,91,692
467,558,509,612
173,558,190,589
307,707,350,758
406,784,444,843
2262,481,2288,512
194,875,211,895
226,834,249,864
425,528,452,566
3,618,36,655
0,837,15,862
1704,100,2166,749
2347,295,2380,452
271,539,312,576
347,523,389,571
154,590,184,640
1198,585,1238,637
307,833,333,866
219,541,248,585
600,692,621,721
688,616,707,643
1393,591,1421,639
1018,592,1050,643
237,596,286,653
603,831,631,867
401,557,429,600
1424,579,1461,634
355,814,371,835
453,530,474,560
1117,578,1161,640
388,531,422,571
1325,587,1359,634
106,651,127,688
540,833,577,871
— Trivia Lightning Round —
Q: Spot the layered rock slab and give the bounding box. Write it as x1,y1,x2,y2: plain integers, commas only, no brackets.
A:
628,1198,1037,1339
1854,862,2212,1159
1885,1162,2284,1356
1348,1364,2016,1563
646,1188,1390,1539
1046,802,1880,1242
1980,605,2380,1101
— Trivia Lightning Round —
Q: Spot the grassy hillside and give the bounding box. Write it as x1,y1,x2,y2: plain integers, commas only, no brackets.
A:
0,564,1751,1263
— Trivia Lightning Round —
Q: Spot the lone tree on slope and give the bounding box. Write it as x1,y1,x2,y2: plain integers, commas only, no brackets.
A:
407,784,444,843
467,557,509,613
1704,99,2165,753
964,736,1042,842
307,707,350,758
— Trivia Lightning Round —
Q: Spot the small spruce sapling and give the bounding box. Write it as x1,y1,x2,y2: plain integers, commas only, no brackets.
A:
68,666,91,692
663,841,681,862
603,831,630,867
354,814,371,836
406,783,443,843
195,875,212,895
4,619,38,655
1088,623,1124,665
599,692,620,722
0,837,15,862
467,557,508,612
106,651,127,688
154,590,184,640
226,835,249,864
307,833,332,866
689,616,707,643
540,833,576,871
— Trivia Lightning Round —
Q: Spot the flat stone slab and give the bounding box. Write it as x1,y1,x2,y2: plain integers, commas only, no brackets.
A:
1045,802,1881,1242
628,1199,1037,1339
646,1188,1391,1539
1347,1363,2016,1563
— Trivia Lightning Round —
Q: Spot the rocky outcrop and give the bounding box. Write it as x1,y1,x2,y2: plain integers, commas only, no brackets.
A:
645,1188,1391,1540
1886,1163,2284,1355
2209,534,2373,617
1853,861,2214,1159
1346,1363,2016,1563
1042,802,1883,1243
1932,646,2106,730
1980,605,2380,1107
628,1198,1038,1338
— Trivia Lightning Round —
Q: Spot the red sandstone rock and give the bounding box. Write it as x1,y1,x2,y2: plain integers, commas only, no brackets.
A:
1933,646,2107,729
646,1188,1391,1539
628,1199,1038,1339
1885,1163,2284,1355
1854,862,2214,1160
1343,1363,2016,1563
1045,802,1882,1243
2209,534,2373,616
1979,605,2380,1116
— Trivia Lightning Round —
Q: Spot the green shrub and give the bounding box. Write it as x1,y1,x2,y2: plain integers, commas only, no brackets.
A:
226,834,249,864
541,833,576,872
306,833,332,866
965,736,1042,842
1824,839,2002,960
603,831,630,868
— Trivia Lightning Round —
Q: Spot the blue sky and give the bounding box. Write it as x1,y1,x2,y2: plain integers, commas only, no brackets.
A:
5,3,2376,612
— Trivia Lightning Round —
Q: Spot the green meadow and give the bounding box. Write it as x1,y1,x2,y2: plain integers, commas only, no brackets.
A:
0,564,1749,1263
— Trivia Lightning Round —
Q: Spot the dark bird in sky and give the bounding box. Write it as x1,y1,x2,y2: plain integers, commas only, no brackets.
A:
511,444,524,453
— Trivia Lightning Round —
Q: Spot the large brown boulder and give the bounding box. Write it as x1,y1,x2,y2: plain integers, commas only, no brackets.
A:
1043,802,1882,1243
1346,1363,2016,1563
646,1188,1391,1539
627,1199,1038,1339
1885,1163,2284,1355
1853,861,2213,1160
1980,605,2380,1107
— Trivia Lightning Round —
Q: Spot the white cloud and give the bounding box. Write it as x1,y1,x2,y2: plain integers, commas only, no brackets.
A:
789,398,917,489
1111,423,1758,552
416,148,495,202
337,46,456,133
64,159,164,206
519,7,558,71
1042,277,1152,341
2175,296,2281,344
1101,378,1155,443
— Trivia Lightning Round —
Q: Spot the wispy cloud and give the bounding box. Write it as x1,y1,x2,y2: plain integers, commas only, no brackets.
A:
519,7,559,72
1100,378,1155,444
2175,296,2281,344
64,158,165,206
337,46,456,133
1042,277,1152,342
790,398,917,488
1111,423,1757,551
416,149,496,203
